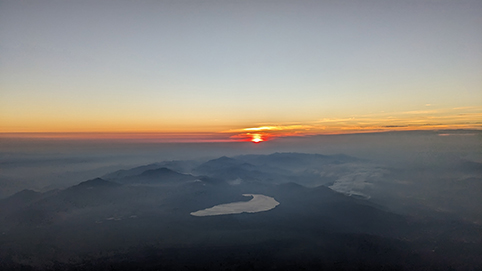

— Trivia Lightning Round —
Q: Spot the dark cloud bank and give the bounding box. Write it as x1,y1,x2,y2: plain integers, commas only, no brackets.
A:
0,130,481,270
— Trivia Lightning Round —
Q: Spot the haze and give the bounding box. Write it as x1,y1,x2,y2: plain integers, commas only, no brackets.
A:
0,0,481,270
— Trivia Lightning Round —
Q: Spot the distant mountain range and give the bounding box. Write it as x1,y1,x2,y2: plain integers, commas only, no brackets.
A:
0,153,480,270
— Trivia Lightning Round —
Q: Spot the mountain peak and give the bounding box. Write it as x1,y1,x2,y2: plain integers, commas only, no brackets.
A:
76,178,119,188
212,156,237,162
140,167,177,177
7,189,41,202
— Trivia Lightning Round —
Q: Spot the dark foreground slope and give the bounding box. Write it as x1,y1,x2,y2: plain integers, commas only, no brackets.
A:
0,153,481,270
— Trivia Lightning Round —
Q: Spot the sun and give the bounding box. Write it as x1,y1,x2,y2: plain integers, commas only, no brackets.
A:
251,134,263,143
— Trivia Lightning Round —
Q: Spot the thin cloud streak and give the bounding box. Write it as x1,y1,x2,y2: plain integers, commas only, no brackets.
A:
2,107,480,143
228,107,482,141
0,132,238,143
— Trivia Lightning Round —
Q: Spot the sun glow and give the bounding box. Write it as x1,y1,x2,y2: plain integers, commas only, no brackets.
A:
251,134,263,143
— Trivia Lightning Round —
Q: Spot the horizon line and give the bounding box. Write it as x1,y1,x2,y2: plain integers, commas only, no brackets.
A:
0,128,479,142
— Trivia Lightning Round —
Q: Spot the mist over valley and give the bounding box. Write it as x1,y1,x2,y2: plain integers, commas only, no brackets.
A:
2,0,481,269
0,131,481,270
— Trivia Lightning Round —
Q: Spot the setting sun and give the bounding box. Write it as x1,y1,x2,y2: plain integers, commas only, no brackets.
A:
251,134,263,143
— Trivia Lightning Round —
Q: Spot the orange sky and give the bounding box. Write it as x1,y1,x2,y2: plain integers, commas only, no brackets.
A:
1,1,481,142
1,106,481,143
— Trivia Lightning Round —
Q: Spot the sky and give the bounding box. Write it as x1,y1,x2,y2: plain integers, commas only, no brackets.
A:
1,0,481,142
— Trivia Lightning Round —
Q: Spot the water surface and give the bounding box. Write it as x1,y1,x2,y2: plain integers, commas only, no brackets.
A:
190,194,279,216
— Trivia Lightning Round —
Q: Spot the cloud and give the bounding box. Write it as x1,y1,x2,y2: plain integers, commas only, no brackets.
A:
401,110,439,114
223,107,482,141
327,163,389,199
17,107,479,143
224,125,313,134
438,133,476,136
453,106,476,110
242,126,278,131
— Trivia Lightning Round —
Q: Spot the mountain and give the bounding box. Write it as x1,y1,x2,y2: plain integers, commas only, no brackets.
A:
102,163,163,179
0,189,44,218
75,177,120,188
1,189,41,205
116,167,198,185
0,153,480,270
236,152,360,171
102,160,203,180
193,156,244,173
192,152,366,188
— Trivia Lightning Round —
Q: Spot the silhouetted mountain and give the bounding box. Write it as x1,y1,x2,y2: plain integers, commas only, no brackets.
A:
0,189,43,218
192,157,274,184
75,178,120,188
156,159,203,174
193,156,243,173
118,167,198,185
192,153,364,188
237,152,360,171
3,189,41,203
103,160,203,180
0,153,481,270
102,163,162,179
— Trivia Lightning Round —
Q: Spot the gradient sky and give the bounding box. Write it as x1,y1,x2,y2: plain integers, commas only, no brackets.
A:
1,0,481,141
